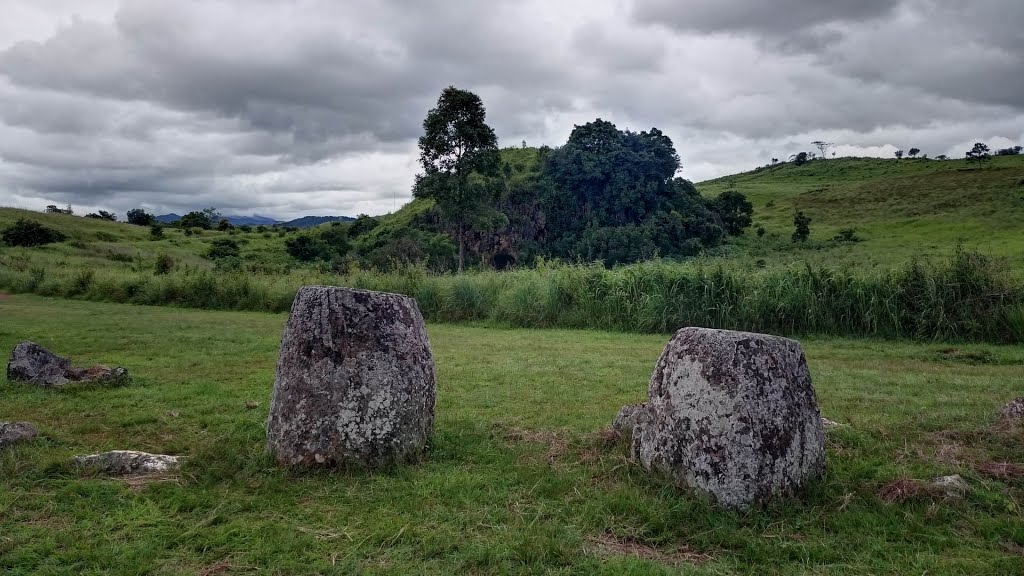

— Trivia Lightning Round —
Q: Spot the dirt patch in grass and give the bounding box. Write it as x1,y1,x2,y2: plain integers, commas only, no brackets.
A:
197,560,259,575
585,532,713,566
977,461,1024,481
493,424,570,465
928,425,1024,482
877,478,940,503
494,424,631,469
934,348,997,365
120,473,183,492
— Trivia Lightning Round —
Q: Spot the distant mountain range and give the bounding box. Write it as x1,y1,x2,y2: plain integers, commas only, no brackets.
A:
155,213,354,228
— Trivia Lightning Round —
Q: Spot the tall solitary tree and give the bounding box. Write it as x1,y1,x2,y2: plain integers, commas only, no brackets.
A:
413,86,500,273
811,141,833,159
966,142,991,164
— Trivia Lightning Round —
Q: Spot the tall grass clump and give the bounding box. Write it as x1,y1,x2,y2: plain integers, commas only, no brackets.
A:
0,249,1019,342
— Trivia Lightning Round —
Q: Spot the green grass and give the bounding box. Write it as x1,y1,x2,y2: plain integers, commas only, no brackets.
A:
2,296,1023,574
698,156,1024,270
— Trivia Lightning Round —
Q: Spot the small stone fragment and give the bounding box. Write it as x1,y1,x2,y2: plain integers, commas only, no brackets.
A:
7,341,130,388
930,474,969,498
821,417,842,429
0,421,39,449
612,403,650,433
999,398,1024,423
73,450,182,475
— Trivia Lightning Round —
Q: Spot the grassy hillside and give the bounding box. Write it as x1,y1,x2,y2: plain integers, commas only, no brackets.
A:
0,207,300,274
5,154,1022,276
2,296,1023,573
697,155,1024,270
2,155,1023,342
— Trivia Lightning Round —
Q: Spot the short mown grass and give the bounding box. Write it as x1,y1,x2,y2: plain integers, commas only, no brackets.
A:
2,296,1023,574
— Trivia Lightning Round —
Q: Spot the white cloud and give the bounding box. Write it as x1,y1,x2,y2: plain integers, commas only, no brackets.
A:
0,0,1020,219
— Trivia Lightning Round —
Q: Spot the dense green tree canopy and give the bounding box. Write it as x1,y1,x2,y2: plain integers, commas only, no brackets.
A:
126,209,155,226
413,86,501,272
534,119,728,265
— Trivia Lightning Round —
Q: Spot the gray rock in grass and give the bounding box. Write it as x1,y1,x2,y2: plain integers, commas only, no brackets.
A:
930,474,969,498
629,327,826,509
73,450,182,475
0,421,39,449
998,397,1024,423
266,286,436,468
7,341,130,388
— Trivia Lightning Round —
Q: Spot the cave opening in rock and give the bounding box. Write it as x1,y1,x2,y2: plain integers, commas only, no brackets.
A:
493,252,517,270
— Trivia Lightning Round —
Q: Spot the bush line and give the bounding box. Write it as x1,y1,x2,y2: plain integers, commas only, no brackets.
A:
1,250,1021,342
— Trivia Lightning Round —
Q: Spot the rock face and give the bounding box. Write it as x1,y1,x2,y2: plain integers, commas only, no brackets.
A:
630,327,825,509
266,286,436,468
0,421,38,449
7,341,130,388
73,450,182,475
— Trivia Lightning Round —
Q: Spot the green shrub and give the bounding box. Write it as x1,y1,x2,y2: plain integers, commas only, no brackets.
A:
792,211,811,243
154,254,175,275
833,228,861,242
214,256,243,272
285,235,332,262
206,238,240,260
2,219,66,247
95,231,118,242
105,250,134,263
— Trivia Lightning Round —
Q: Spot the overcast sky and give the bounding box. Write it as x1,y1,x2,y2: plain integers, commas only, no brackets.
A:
0,0,1022,219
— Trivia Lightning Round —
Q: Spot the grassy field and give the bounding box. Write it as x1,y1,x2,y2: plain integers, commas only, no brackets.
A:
2,296,1024,574
698,155,1024,270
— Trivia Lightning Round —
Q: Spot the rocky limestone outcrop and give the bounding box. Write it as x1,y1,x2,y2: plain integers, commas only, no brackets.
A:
73,450,182,475
0,421,38,449
7,341,130,388
628,327,825,509
266,286,436,468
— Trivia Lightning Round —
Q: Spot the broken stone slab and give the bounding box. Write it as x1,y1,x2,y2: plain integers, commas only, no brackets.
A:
999,397,1024,423
930,474,969,498
7,341,130,388
821,417,843,429
612,403,651,460
629,327,826,509
73,450,182,475
0,421,39,449
612,403,650,434
266,286,436,468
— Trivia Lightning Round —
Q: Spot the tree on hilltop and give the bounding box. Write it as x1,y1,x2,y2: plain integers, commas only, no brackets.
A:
966,142,991,165
413,86,502,273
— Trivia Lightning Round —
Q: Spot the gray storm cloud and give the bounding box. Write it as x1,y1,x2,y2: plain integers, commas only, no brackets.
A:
0,0,1021,218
